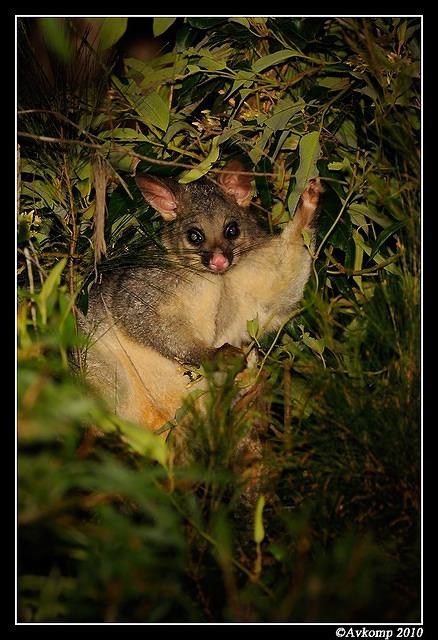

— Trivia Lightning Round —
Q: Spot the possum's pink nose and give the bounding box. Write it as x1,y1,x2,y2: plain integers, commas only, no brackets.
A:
209,252,229,272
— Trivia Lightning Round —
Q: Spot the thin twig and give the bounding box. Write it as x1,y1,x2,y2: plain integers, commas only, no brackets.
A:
314,189,354,262
325,249,403,275
256,307,304,381
17,131,277,178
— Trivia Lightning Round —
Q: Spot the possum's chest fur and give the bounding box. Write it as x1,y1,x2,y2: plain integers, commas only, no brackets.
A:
215,234,311,347
172,273,222,345
166,233,311,351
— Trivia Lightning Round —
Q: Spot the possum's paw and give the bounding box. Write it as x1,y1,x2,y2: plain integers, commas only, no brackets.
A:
216,343,246,359
203,343,247,374
301,177,324,207
294,177,324,230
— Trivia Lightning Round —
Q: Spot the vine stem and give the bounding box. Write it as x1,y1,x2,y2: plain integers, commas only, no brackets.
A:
313,188,355,262
255,306,304,382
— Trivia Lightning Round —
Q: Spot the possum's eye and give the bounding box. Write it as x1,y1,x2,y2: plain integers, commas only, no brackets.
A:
186,228,205,245
224,221,240,240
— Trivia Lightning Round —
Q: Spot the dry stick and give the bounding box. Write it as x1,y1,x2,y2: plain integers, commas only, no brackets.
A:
62,148,84,372
17,143,21,213
19,108,205,164
17,131,277,178
325,248,403,276
283,361,293,450
26,241,46,286
18,109,103,144
18,147,38,328
23,248,37,328
92,154,109,264
63,157,78,298
38,252,82,258
17,130,344,188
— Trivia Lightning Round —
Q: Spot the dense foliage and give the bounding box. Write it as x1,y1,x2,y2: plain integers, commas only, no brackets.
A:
17,17,420,623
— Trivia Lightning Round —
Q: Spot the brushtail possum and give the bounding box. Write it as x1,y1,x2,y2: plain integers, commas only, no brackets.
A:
81,160,322,431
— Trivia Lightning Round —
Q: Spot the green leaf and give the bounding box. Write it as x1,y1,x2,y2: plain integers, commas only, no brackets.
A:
328,158,351,172
198,56,227,71
289,377,314,419
75,178,90,199
39,259,67,302
249,127,272,165
302,332,325,355
21,180,59,208
99,128,149,141
254,495,266,544
368,220,407,262
348,206,367,228
268,543,286,562
253,48,303,73
153,17,177,37
352,230,364,290
287,131,321,215
226,70,255,99
397,20,408,47
36,258,67,326
112,417,168,466
335,118,358,149
264,98,305,132
282,132,300,151
217,121,244,144
114,77,170,133
39,18,73,63
143,65,186,88
20,158,54,179
254,99,304,163
247,316,260,340
187,17,226,30
74,160,92,182
348,203,392,229
179,136,220,183
97,18,128,50
229,17,251,29
138,91,170,132
271,130,290,161
302,228,313,249
355,84,379,103
317,77,350,91
163,120,199,144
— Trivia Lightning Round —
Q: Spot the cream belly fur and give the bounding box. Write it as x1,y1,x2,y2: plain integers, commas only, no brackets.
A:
160,271,222,346
87,319,193,431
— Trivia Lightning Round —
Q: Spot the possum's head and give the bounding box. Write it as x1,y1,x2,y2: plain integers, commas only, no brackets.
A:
135,160,268,274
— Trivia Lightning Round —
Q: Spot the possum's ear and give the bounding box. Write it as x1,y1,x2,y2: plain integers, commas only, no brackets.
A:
217,160,252,207
135,174,179,221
